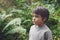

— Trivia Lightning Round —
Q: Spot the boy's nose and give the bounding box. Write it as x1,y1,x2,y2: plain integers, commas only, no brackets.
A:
32,17,35,21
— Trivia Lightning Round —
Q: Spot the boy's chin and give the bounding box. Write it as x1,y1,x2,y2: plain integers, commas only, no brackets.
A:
33,23,43,26
33,23,38,25
33,22,36,24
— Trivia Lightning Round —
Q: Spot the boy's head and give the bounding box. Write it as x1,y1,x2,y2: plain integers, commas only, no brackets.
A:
32,6,49,26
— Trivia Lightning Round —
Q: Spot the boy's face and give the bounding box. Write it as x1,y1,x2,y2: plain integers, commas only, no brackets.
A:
32,13,45,26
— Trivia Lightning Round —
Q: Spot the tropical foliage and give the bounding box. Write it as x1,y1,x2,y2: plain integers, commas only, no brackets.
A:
0,0,60,40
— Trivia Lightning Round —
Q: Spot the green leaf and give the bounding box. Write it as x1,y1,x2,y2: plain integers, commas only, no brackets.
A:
6,27,26,35
2,18,21,32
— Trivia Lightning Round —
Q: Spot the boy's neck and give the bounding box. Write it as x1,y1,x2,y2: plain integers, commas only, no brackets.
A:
39,24,45,27
35,24,45,27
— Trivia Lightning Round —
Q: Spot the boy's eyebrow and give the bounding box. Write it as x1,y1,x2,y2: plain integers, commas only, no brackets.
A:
32,13,40,17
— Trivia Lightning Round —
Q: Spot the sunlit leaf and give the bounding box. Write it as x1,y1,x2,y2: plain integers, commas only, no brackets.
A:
2,18,21,32
6,27,26,35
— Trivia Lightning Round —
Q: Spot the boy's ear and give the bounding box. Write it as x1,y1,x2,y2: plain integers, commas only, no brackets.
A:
43,17,46,22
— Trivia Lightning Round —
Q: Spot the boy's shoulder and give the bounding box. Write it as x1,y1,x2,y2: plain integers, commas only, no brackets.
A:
44,24,52,33
30,25,35,29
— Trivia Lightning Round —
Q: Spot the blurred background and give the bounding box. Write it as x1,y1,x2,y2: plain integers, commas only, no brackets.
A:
0,0,60,40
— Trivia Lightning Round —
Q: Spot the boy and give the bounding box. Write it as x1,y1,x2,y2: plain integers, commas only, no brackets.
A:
29,6,53,40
